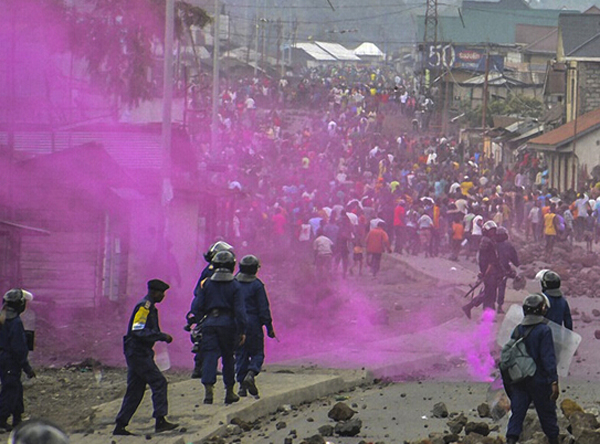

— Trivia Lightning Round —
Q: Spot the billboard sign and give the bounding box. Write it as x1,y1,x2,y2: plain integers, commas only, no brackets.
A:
424,43,504,72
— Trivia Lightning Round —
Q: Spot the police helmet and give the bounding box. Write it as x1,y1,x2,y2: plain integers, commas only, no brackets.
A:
3,289,33,314
522,292,550,316
482,220,497,236
496,226,509,242
239,254,260,275
541,270,562,297
203,241,234,263
9,419,69,444
211,250,236,273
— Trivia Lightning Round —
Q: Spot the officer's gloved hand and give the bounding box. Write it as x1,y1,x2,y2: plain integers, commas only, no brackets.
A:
267,327,276,339
164,334,174,344
25,368,36,379
550,382,559,401
183,324,192,332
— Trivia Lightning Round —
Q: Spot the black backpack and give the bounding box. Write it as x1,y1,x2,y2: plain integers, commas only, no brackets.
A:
499,325,536,384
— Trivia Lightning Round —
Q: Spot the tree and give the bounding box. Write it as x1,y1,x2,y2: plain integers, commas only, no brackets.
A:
68,0,211,107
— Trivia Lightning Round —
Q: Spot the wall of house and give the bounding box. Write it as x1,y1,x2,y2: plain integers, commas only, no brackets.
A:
575,129,600,181
581,62,600,116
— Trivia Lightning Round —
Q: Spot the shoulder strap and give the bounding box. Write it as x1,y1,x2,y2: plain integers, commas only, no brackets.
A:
511,324,536,341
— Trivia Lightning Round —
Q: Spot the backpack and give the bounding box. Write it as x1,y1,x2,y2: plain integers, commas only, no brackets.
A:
499,325,536,384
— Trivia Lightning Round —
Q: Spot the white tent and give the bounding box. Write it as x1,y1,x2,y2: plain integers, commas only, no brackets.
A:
353,42,385,59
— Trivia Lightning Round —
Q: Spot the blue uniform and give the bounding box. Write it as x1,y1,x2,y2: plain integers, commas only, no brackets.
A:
496,240,519,307
544,293,573,330
0,313,33,424
115,296,170,427
192,279,247,387
234,277,273,383
505,320,559,441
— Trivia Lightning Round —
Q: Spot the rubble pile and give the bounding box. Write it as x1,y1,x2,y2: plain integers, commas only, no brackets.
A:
406,398,600,444
517,240,600,300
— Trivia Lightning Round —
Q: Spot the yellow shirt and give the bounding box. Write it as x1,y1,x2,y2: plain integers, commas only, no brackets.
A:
544,213,556,236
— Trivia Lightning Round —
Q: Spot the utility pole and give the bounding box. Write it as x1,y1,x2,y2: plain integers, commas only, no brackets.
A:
211,0,220,154
421,0,438,94
161,0,175,207
481,45,490,131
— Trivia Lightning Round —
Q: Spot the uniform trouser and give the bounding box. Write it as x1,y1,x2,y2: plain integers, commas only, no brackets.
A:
370,253,382,276
235,319,265,383
0,365,24,421
201,325,237,387
394,226,405,252
115,351,168,426
506,379,559,440
497,276,507,307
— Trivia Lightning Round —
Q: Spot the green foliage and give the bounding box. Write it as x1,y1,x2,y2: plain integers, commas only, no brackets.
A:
457,94,544,128
68,0,211,107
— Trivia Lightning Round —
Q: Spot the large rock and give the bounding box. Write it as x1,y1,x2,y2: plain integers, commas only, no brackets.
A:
461,433,501,444
334,418,362,437
328,402,357,421
464,421,490,436
432,402,449,418
560,399,584,419
568,411,600,440
477,403,491,418
575,429,600,444
446,413,468,434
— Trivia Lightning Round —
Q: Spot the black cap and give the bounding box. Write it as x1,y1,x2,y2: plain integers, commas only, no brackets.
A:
147,279,170,292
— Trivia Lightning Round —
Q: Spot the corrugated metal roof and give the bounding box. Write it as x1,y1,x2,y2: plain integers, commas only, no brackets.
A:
314,41,361,61
293,42,337,61
560,13,600,59
528,107,600,147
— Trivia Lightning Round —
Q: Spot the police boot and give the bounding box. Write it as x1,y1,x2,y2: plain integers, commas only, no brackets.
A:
191,361,202,379
112,423,135,436
243,370,259,396
155,416,179,433
203,384,214,404
547,437,559,444
505,437,518,444
0,418,12,433
12,414,21,428
238,385,248,397
225,386,240,404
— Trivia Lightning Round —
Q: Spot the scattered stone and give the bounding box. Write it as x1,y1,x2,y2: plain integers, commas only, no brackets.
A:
477,403,491,418
284,437,293,444
230,417,252,431
568,411,600,440
306,417,314,423
446,413,467,434
461,433,500,444
225,424,242,436
595,330,600,340
328,402,357,421
443,433,460,443
432,402,449,418
302,434,325,444
592,309,600,317
560,399,585,419
276,422,287,430
464,421,490,436
334,418,362,437
317,425,334,436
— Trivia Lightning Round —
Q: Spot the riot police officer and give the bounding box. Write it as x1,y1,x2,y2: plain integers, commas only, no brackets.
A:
190,251,247,404
113,279,178,436
496,226,520,314
462,221,501,318
0,289,35,431
188,241,235,379
503,293,559,444
234,255,276,398
540,270,573,330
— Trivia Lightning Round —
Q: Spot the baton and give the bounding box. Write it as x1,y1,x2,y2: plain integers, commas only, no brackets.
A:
463,279,483,299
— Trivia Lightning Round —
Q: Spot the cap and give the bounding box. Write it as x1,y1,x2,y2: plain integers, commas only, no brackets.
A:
147,279,169,292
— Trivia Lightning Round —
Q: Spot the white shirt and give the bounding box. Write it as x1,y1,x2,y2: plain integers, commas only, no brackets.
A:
472,215,483,235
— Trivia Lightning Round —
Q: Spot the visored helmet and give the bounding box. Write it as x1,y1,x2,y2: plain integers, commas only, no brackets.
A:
3,289,33,314
523,292,550,316
541,270,561,290
239,255,260,275
496,226,509,242
211,250,236,273
482,220,497,236
203,241,234,263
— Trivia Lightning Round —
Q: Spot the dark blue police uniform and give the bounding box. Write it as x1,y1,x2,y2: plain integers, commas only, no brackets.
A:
115,296,170,427
234,277,273,384
191,278,246,388
506,321,559,441
544,292,573,330
0,314,33,425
